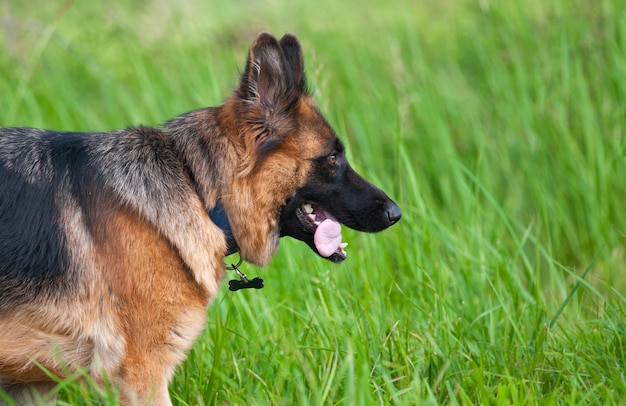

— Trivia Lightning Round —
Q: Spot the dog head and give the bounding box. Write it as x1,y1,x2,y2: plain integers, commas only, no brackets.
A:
221,33,401,266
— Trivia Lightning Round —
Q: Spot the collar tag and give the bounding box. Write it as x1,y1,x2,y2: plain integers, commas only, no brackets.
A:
226,256,264,291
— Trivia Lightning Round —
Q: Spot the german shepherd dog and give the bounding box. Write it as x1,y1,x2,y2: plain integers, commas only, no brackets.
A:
0,33,401,405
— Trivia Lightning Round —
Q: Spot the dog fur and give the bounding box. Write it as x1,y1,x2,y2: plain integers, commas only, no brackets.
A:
0,33,400,405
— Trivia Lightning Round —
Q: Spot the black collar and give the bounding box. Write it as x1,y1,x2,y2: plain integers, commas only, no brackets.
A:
208,199,239,256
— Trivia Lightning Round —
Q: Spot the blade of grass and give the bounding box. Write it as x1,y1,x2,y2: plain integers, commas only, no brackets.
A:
548,246,604,329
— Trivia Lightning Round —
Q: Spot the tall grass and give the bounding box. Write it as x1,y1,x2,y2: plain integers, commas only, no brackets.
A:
1,0,625,404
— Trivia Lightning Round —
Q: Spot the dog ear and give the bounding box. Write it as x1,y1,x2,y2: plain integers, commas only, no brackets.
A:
279,33,306,92
235,33,303,173
240,32,291,107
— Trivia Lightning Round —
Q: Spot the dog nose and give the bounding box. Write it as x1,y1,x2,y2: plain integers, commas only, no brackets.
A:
385,201,402,225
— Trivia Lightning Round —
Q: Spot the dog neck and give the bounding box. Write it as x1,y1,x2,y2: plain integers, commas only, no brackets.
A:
208,199,239,256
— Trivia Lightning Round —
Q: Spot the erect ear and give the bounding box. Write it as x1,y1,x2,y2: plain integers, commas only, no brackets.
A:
239,32,290,106
279,33,306,92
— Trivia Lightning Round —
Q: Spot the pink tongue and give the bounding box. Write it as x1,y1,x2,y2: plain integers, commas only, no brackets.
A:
314,217,342,257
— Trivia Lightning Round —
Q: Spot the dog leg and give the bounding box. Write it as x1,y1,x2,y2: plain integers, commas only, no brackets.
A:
117,368,173,406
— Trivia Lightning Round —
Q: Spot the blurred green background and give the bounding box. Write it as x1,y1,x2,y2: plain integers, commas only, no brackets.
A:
1,0,625,404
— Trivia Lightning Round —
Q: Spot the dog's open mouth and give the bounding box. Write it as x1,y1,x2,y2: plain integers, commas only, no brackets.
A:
296,203,348,261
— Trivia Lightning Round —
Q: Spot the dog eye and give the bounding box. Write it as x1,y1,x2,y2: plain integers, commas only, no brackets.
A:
328,154,337,165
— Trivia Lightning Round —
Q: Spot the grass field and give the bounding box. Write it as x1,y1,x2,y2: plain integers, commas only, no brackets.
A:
1,0,625,404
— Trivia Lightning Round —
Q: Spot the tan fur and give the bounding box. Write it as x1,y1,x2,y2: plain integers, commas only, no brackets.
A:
94,208,212,405
0,205,214,405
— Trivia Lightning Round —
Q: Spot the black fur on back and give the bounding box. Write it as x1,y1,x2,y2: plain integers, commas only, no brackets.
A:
0,129,81,308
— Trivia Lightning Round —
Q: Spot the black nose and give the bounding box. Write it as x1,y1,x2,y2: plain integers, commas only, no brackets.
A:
385,200,402,225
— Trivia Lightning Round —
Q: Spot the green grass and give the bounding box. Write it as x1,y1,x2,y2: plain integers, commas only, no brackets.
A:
1,0,625,404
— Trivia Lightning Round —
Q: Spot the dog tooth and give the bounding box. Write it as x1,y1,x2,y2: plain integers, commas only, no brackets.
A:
339,242,348,249
303,203,313,213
